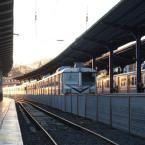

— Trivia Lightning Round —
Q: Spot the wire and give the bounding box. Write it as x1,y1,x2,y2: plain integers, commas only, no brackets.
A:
86,5,88,30
34,0,37,37
35,0,37,22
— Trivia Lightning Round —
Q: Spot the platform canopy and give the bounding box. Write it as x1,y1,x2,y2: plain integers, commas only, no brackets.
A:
85,40,145,71
0,0,13,76
15,0,145,80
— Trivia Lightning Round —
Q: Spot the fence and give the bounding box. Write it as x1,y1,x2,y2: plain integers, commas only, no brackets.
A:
21,93,145,138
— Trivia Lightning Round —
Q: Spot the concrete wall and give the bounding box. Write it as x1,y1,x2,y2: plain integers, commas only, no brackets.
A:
21,94,145,138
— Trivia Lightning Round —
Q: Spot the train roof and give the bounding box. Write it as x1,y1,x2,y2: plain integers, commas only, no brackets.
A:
30,67,94,83
97,69,145,79
60,67,96,73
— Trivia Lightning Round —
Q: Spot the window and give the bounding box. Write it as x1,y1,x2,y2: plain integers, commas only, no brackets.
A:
63,73,79,84
121,78,126,86
131,77,134,85
105,80,109,87
131,76,136,85
82,72,95,85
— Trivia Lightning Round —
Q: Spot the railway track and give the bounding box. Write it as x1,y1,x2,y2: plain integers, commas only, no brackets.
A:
16,102,54,145
16,99,119,145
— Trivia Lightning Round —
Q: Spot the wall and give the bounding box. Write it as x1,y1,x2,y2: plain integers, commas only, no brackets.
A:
21,94,145,138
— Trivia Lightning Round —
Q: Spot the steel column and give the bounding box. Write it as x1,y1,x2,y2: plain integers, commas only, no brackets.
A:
0,70,3,101
136,35,142,92
109,49,113,93
91,58,96,69
128,95,131,133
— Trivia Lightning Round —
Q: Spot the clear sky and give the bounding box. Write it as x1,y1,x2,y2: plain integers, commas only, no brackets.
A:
14,0,120,65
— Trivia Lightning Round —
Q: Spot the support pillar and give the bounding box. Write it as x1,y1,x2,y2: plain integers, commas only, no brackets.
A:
91,57,96,69
109,48,113,93
120,66,124,73
0,70,3,101
136,35,142,92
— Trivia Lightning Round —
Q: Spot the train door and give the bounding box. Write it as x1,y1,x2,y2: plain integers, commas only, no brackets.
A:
50,77,52,95
47,79,49,95
96,79,102,94
103,79,109,93
55,75,59,95
38,82,40,95
51,77,54,95
143,73,145,92
117,76,120,92
101,79,104,93
127,75,130,93
129,74,136,92
48,78,50,95
119,75,127,93
113,76,118,93
42,80,45,94
58,74,61,95
59,73,63,94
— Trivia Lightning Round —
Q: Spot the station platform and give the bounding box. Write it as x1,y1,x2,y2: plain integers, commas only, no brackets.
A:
0,97,23,145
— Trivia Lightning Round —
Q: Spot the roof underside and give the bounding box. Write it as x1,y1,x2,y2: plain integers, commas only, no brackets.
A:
0,0,13,76
15,0,145,80
86,40,145,70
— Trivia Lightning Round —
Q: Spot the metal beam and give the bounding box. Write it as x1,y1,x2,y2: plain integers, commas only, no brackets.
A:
135,35,142,92
91,58,96,70
109,48,114,93
0,70,3,101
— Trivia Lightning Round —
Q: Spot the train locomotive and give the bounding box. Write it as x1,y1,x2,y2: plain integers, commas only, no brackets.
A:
3,66,96,95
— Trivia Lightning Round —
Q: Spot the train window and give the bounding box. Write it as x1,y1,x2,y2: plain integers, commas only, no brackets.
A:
51,77,55,86
106,80,109,87
47,80,49,87
55,75,59,86
131,77,136,85
131,77,134,85
135,77,136,85
48,78,51,86
121,78,126,86
142,64,145,69
63,73,79,84
97,82,101,88
104,80,109,88
144,75,145,84
82,72,95,85
113,80,116,87
97,82,99,88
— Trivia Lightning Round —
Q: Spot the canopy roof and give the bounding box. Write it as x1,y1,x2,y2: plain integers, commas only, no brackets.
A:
15,0,145,80
0,0,13,76
86,40,145,70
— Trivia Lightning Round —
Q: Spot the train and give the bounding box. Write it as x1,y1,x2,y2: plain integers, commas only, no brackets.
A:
97,69,145,93
3,65,145,96
3,66,97,95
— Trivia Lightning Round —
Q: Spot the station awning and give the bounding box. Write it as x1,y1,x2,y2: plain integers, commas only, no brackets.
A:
0,0,13,76
15,0,145,80
86,40,145,70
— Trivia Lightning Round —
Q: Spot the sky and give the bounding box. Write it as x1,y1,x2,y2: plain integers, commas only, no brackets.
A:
14,0,120,65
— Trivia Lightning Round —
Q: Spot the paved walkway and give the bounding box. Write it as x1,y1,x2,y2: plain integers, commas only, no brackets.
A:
0,97,23,145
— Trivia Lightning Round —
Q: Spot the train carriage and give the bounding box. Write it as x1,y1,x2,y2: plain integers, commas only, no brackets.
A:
96,69,145,93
